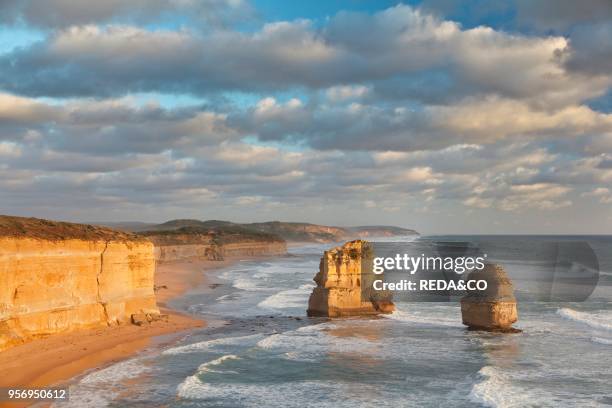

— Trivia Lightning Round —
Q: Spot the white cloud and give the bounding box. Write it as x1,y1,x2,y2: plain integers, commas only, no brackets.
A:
326,85,370,102
3,5,610,106
0,142,22,157
0,4,611,231
582,187,612,204
499,184,572,211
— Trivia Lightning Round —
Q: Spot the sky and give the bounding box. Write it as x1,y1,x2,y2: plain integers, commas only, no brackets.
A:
0,0,611,234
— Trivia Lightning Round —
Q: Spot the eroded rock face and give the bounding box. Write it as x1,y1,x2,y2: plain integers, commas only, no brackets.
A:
0,217,159,351
146,233,287,263
307,240,395,317
461,264,519,332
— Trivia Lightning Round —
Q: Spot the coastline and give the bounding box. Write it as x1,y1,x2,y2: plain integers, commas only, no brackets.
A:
0,258,238,407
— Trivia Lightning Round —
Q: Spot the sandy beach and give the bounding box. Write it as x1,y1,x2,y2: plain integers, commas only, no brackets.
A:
0,259,235,407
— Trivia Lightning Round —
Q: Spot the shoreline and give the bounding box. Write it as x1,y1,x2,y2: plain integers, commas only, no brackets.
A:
0,257,242,408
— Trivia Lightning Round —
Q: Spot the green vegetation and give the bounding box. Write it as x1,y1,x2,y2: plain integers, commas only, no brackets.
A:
0,215,145,241
139,225,284,244
117,219,417,243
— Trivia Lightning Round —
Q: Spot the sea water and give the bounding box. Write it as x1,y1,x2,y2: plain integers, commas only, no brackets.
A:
55,237,612,408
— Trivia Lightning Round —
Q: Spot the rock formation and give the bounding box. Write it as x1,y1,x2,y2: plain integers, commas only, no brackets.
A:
144,229,287,263
460,264,519,332
307,240,395,317
0,216,159,351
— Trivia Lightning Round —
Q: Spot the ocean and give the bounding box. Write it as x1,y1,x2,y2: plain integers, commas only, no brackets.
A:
54,236,612,408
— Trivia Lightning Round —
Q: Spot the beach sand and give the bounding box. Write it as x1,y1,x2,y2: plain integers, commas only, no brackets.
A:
0,259,234,407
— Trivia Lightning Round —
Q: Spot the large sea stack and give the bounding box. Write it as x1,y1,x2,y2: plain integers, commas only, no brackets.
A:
460,264,519,332
307,240,395,317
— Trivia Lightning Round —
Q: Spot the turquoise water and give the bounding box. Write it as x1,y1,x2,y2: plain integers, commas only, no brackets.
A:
55,238,612,408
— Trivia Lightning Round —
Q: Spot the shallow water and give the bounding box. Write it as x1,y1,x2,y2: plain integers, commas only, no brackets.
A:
55,238,612,408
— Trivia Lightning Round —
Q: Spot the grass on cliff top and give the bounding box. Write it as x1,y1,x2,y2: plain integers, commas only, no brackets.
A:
0,215,145,241
139,225,284,244
127,219,418,242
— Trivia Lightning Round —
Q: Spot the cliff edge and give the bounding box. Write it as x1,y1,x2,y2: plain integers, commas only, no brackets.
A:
307,240,395,317
0,216,159,351
107,219,418,243
141,226,287,263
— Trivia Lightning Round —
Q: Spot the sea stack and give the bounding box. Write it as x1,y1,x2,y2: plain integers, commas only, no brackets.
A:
461,264,519,332
307,240,395,317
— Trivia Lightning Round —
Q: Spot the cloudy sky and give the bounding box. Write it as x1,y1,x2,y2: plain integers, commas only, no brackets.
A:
0,0,611,234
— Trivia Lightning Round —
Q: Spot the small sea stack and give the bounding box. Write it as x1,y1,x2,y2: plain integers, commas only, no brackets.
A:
307,240,395,317
460,264,520,332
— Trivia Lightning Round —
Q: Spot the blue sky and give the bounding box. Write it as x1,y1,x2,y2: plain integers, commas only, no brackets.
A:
254,0,405,21
0,1,611,233
0,25,42,53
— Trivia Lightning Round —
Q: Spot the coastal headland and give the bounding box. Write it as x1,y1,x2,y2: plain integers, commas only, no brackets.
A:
0,215,414,406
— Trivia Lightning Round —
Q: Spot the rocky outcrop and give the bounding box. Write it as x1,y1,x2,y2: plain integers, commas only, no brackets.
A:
460,264,519,332
307,240,395,317
0,216,159,351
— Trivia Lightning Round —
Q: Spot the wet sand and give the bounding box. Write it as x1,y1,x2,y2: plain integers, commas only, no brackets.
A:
0,259,235,407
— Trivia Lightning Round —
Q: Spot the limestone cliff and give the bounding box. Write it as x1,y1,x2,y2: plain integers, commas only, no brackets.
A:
307,240,395,317
222,241,287,257
0,216,159,351
461,264,519,332
142,227,286,263
146,231,220,262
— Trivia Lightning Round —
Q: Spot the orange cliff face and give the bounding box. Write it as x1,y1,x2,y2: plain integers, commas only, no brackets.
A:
307,240,395,317
0,216,159,351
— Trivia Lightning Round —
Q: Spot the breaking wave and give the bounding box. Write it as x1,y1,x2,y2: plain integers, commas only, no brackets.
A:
557,308,612,332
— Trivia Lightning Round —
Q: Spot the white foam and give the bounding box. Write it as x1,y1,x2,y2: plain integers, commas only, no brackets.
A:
163,333,264,355
383,309,464,328
52,391,110,408
557,308,612,332
197,354,240,373
469,366,509,408
591,336,612,345
232,277,266,291
177,378,394,407
257,284,314,312
295,322,337,332
219,267,252,280
255,322,376,361
53,358,151,408
80,358,150,384
469,366,551,408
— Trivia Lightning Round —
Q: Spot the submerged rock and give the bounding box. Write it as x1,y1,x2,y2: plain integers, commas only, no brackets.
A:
461,264,520,332
307,240,394,317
